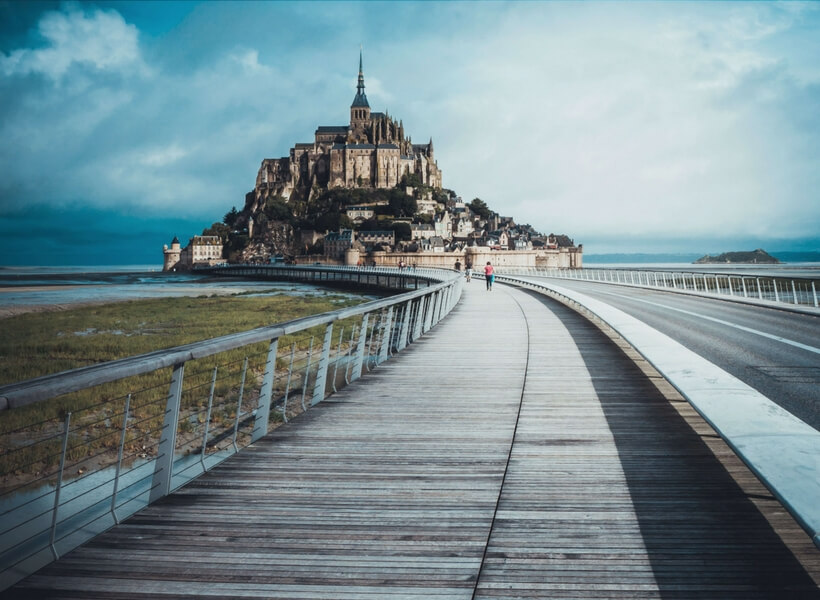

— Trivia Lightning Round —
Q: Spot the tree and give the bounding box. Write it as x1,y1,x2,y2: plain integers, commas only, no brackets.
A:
265,196,292,222
357,218,382,231
389,188,417,217
314,212,352,232
223,206,240,228
399,172,422,188
469,198,490,220
391,222,412,242
225,233,248,262
202,222,230,239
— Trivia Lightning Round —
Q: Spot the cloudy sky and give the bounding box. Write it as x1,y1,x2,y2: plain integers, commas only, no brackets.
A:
1,1,818,265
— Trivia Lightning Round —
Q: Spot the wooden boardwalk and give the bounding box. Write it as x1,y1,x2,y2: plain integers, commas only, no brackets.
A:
8,283,820,599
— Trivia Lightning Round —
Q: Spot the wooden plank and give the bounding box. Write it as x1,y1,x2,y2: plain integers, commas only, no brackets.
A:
472,289,820,599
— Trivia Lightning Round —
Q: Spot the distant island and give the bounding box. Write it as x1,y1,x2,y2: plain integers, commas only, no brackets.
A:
694,249,780,264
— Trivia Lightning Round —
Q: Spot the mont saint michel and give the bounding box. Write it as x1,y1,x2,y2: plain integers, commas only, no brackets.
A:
164,53,581,271
248,52,442,211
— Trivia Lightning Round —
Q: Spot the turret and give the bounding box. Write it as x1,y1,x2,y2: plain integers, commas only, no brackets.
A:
350,50,370,126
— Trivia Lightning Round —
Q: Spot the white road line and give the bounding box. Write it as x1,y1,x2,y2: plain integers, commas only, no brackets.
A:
592,289,820,355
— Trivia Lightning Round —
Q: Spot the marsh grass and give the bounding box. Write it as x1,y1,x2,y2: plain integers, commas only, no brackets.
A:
0,292,370,492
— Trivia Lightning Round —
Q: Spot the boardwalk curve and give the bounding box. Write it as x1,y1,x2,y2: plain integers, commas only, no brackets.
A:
8,283,820,599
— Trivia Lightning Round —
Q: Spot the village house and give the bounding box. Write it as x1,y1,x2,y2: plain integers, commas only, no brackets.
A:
357,230,395,249
453,217,474,236
324,229,354,259
421,235,446,253
345,206,375,223
410,223,435,240
434,212,452,238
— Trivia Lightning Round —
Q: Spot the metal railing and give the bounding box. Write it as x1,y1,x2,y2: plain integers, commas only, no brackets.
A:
0,266,463,590
496,266,819,310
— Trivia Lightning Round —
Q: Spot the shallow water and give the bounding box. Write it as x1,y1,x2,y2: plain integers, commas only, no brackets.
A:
0,266,367,309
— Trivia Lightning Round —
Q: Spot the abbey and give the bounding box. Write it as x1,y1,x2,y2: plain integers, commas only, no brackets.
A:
249,53,442,208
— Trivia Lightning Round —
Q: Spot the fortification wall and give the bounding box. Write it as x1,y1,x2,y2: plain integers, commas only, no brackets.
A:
363,247,582,269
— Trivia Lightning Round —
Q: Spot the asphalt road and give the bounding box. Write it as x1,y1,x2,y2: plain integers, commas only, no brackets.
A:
523,277,820,432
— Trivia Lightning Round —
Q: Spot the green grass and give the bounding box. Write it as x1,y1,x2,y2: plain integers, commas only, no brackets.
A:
0,291,370,485
0,292,362,386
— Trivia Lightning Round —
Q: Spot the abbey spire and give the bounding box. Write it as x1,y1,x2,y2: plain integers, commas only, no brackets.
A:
350,49,371,128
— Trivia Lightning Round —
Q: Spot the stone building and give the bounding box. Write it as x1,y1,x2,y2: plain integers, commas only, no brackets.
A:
163,236,182,271
345,206,375,223
357,230,395,250
248,52,442,212
324,229,354,260
163,235,223,271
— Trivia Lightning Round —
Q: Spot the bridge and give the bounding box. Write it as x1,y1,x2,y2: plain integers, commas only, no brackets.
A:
1,266,819,598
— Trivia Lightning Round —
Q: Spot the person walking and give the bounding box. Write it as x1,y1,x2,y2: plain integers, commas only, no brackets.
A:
484,261,494,291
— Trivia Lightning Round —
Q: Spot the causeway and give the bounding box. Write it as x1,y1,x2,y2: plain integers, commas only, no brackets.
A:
8,282,820,599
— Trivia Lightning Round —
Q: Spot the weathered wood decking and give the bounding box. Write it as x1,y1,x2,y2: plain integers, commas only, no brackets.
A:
8,283,820,599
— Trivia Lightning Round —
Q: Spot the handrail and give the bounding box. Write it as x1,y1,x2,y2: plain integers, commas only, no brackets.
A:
0,268,453,410
0,264,463,590
497,266,820,313
494,272,820,549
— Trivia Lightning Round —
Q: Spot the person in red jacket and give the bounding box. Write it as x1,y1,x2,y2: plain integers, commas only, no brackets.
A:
484,261,494,291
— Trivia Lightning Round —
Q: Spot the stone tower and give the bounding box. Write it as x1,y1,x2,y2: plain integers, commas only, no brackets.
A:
350,50,370,128
163,236,181,271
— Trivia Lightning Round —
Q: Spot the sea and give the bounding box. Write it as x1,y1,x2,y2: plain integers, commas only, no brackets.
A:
0,264,372,316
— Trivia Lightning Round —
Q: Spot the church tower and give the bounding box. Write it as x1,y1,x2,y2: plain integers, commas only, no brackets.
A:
350,50,370,127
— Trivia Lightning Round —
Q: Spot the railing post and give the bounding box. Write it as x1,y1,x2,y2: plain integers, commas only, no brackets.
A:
813,281,818,308
283,344,296,422
437,289,447,323
150,362,184,503
351,314,369,382
728,276,734,296
312,323,334,405
412,298,424,341
252,338,279,442
49,411,71,559
437,288,447,322
423,293,435,332
365,315,377,371
111,395,131,524
791,280,799,305
757,277,763,300
377,307,394,365
398,300,412,351
388,306,400,356
344,327,355,384
231,357,248,452
774,279,780,303
200,367,217,469
332,327,344,393
301,337,314,409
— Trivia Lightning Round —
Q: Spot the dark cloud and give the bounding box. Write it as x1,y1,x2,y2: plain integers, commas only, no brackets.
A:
0,204,212,266
1,2,819,265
